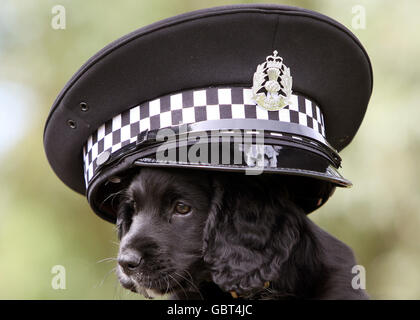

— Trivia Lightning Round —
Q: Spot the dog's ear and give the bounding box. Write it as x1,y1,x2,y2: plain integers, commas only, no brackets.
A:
202,174,318,297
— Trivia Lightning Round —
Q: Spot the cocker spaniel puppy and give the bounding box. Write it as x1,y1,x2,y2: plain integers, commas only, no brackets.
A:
115,167,368,300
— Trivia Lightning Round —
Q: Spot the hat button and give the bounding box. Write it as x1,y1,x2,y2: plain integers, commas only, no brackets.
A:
67,119,77,129
108,176,121,184
80,102,89,112
96,150,111,166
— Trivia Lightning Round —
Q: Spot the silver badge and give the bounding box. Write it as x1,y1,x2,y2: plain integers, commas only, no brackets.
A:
252,50,293,111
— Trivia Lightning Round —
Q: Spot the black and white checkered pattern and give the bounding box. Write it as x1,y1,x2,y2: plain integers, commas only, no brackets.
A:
83,87,325,184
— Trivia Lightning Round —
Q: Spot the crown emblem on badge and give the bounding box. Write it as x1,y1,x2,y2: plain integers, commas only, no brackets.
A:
252,50,293,111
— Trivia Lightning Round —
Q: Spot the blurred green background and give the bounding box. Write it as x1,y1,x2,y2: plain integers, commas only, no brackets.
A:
0,0,419,299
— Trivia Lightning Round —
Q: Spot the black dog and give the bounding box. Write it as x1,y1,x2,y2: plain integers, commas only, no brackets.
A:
115,167,368,300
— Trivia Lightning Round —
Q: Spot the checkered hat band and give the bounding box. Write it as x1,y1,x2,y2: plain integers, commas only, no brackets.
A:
83,87,326,184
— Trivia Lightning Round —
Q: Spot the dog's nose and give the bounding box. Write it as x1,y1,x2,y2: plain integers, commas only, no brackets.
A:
118,252,142,273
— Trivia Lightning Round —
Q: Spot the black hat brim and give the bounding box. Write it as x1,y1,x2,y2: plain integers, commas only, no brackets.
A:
87,139,349,222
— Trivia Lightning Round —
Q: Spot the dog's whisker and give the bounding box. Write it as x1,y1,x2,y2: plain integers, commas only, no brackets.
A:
174,271,203,300
184,270,197,284
168,273,188,299
132,273,151,299
100,189,131,210
96,257,118,264
113,276,123,300
184,270,202,292
109,240,120,247
100,190,123,208
95,266,117,289
164,275,170,296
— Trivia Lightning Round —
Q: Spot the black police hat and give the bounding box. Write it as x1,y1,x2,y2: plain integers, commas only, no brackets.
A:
44,4,373,222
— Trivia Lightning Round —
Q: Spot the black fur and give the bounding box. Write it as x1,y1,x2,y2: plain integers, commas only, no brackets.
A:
115,167,368,300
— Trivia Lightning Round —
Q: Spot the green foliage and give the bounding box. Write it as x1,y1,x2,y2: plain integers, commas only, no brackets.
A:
0,0,419,299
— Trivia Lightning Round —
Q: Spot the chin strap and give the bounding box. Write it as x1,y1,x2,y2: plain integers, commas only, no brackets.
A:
230,281,270,299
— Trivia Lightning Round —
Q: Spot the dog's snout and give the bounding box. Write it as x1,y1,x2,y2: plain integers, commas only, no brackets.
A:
118,251,142,273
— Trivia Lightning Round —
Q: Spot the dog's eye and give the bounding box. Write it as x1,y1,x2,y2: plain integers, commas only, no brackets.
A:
174,202,192,215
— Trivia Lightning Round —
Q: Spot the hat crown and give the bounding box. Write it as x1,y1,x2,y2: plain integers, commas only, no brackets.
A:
265,50,283,69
